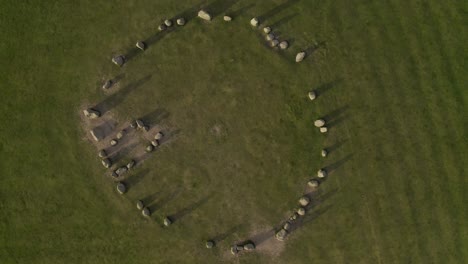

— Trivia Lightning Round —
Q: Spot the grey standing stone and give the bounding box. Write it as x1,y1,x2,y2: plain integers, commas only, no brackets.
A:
198,10,212,21
158,24,167,31
279,41,289,50
297,207,306,216
154,132,164,140
295,51,306,62
176,18,186,26
116,182,127,194
321,149,328,157
317,168,327,178
136,200,144,210
308,179,320,188
98,149,107,158
250,17,259,27
102,80,113,90
164,19,173,27
283,222,291,231
263,26,271,34
275,229,288,241
308,91,317,101
270,39,279,47
299,196,310,207
136,119,145,129
110,139,118,146
83,108,101,119
136,41,146,51
206,240,215,248
163,217,172,226
320,126,328,133
314,119,326,128
146,144,154,152
142,207,151,217
115,166,128,176
112,55,126,66
243,243,255,251
126,160,136,169
266,33,275,41
223,15,232,21
151,140,160,147
101,158,112,169
116,130,125,139
90,128,105,142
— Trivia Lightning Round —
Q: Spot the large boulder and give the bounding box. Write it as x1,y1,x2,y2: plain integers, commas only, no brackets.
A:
151,140,160,147
115,166,128,176
206,240,215,248
116,182,127,194
136,200,144,210
321,149,328,157
127,160,136,169
320,127,328,133
289,212,299,221
112,55,126,66
297,207,306,216
154,132,164,140
275,229,288,241
176,18,186,26
136,41,146,51
299,196,310,207
102,80,113,90
90,128,105,142
142,207,151,217
270,39,279,47
110,139,118,146
136,119,145,129
164,19,173,27
198,10,212,21
98,149,107,158
314,119,326,128
146,144,154,152
250,17,259,27
266,33,275,41
101,158,112,169
163,217,172,226
263,26,271,34
308,91,317,101
283,222,291,231
279,41,289,50
243,243,255,251
116,130,125,139
223,15,232,21
158,24,167,31
295,51,306,62
83,108,101,119
317,168,327,178
308,179,320,188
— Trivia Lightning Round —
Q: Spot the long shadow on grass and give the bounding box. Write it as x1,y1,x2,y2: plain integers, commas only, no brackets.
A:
269,13,298,28
211,224,244,243
315,78,343,98
148,187,183,212
258,0,300,22
125,168,150,188
94,75,152,115
140,108,170,128
169,194,213,223
321,105,350,129
229,3,255,18
324,139,348,156
324,154,354,175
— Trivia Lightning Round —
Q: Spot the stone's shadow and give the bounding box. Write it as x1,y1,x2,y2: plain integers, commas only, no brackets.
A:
148,188,183,212
125,168,150,188
324,154,354,175
203,0,239,19
141,108,170,127
142,191,162,206
304,41,327,54
109,141,139,163
107,73,126,86
322,105,349,128
250,229,276,246
169,194,213,222
290,204,333,233
159,129,181,145
229,3,255,18
91,120,117,141
269,13,298,28
211,224,244,243
325,139,348,154
258,0,300,22
94,75,152,115
315,78,343,97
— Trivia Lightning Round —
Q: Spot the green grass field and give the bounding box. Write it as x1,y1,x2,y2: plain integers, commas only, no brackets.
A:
0,0,466,263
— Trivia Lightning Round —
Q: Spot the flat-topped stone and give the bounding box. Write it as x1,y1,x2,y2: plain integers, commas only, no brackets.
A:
136,41,146,51
308,91,317,101
102,158,112,169
176,18,186,26
250,17,259,27
112,55,126,66
198,10,212,21
317,168,327,178
296,51,306,62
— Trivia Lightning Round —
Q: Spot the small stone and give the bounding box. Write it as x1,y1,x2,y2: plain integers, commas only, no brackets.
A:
275,229,288,241
176,18,186,26
223,15,232,21
308,179,320,188
283,222,291,231
111,171,118,178
320,127,328,133
83,108,101,119
266,33,275,41
289,212,299,221
206,240,215,248
116,130,125,139
101,158,112,169
297,207,306,216
136,41,146,51
250,17,259,27
243,243,255,251
163,217,172,226
98,149,107,158
112,55,126,66
270,39,279,47
296,51,306,62
164,19,173,27
136,119,145,129
299,196,310,207
146,145,154,152
130,121,137,129
102,80,113,90
314,119,326,128
230,245,239,255
279,41,289,50
116,182,127,194
151,140,159,147
142,207,151,217
263,26,271,34
158,24,167,31
142,125,149,132
115,166,128,176
308,91,317,101
126,160,136,169
136,200,144,210
321,149,328,157
236,245,244,251
154,132,164,140
317,168,327,178
198,10,212,21
110,139,118,146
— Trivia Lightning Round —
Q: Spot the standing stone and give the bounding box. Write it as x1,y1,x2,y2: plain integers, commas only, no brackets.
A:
231,245,239,255
112,55,126,66
101,158,112,169
115,166,128,176
289,212,299,221
110,139,118,146
151,140,160,147
176,18,186,26
136,200,144,210
116,130,125,139
297,207,306,216
314,119,326,128
146,144,154,152
275,229,288,241
158,24,167,31
83,108,101,119
263,26,271,34
320,127,328,133
164,19,173,27
266,33,275,41
142,125,149,132
270,39,279,47
142,207,151,217
317,168,327,178
295,51,306,62
154,132,164,140
98,149,107,158
198,10,212,21
206,240,215,248
136,41,146,51
243,243,255,251
283,222,291,231
136,119,145,129
299,196,310,207
163,217,172,226
223,15,232,21
321,149,328,157
308,179,320,188
130,120,137,129
279,41,289,50
250,17,259,27
308,91,317,101
116,182,127,194
102,80,113,90
126,160,136,169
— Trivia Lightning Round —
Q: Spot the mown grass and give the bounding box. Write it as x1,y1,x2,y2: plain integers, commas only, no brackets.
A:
0,0,466,263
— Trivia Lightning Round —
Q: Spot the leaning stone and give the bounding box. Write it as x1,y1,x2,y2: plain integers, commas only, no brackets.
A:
198,10,212,21
320,127,328,133
101,158,112,169
98,149,107,158
164,19,173,27
295,51,306,62
297,207,306,216
90,128,105,142
142,207,151,217
308,91,317,101
163,217,172,226
243,243,255,251
279,41,289,50
116,130,125,139
270,39,279,47
321,149,328,157
112,55,126,66
146,144,154,152
299,196,310,207
250,17,259,27
158,24,167,31
275,229,288,241
223,15,232,21
116,182,127,194
136,119,145,129
263,26,271,34
317,168,327,178
266,33,275,41
136,200,144,210
126,160,136,169
102,80,113,90
283,222,291,231
206,240,215,248
136,41,146,51
151,140,160,147
314,119,326,127
308,179,320,188
154,132,164,140
115,166,128,176
83,108,101,119
176,18,186,26
110,139,118,146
